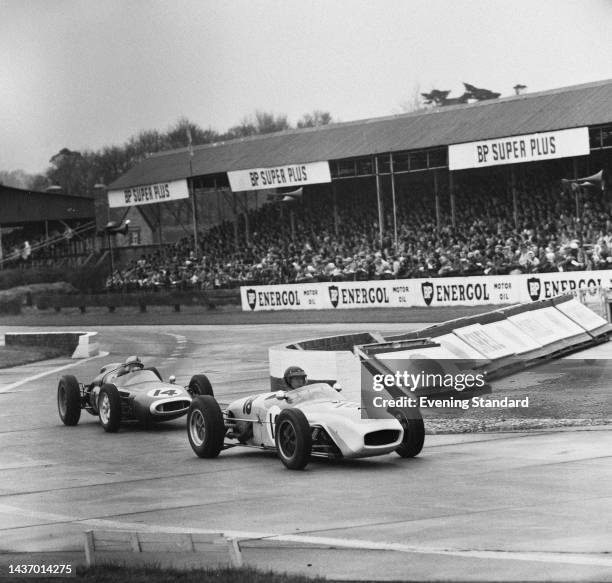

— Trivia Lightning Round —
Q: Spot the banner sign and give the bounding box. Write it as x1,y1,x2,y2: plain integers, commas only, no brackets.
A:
241,270,612,311
107,179,189,208
448,127,589,171
227,161,331,192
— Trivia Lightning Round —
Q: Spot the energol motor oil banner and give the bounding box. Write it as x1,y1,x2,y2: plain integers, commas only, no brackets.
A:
241,270,612,311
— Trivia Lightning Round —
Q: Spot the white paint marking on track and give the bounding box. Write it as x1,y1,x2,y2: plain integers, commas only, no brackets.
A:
0,352,109,394
2,502,611,568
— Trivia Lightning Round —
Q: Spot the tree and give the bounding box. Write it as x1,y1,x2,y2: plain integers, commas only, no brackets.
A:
48,148,89,196
297,110,332,128
9,107,335,199
225,110,290,139
29,174,50,192
0,170,31,189
166,117,219,149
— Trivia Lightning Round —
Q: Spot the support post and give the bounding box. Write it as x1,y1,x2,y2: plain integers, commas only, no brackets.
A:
511,166,518,230
332,183,339,236
449,171,456,228
390,153,398,248
375,156,384,247
243,192,250,246
433,169,441,233
573,158,581,220
190,175,199,253
232,192,239,249
158,203,163,246
290,208,296,242
107,233,114,276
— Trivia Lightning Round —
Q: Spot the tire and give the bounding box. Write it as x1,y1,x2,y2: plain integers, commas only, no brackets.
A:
57,375,81,426
98,384,122,433
188,374,214,397
394,410,425,458
275,409,312,470
144,366,162,381
187,395,225,458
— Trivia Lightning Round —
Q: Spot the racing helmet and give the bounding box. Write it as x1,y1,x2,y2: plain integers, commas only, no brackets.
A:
283,366,307,389
124,355,144,370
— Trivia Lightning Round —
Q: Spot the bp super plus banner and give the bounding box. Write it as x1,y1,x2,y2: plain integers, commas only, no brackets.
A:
227,161,331,192
448,127,589,170
108,179,189,208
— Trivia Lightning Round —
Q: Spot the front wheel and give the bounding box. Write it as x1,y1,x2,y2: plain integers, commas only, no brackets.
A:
188,374,214,397
275,409,311,470
98,384,121,433
187,395,225,458
57,375,81,426
394,410,425,458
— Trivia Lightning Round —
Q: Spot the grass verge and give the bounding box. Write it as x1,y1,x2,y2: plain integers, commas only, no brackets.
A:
10,564,329,583
0,345,67,369
0,303,496,326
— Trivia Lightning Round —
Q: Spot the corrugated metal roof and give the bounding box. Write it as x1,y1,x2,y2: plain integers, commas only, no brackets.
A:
0,186,94,225
109,79,612,190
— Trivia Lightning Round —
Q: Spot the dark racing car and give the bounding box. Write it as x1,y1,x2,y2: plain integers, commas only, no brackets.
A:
57,355,211,432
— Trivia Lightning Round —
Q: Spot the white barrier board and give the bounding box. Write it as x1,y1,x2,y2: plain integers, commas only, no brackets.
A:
377,344,466,361
435,333,490,361
452,324,516,360
509,307,583,346
483,320,543,354
555,298,609,333
540,306,589,338
268,346,338,380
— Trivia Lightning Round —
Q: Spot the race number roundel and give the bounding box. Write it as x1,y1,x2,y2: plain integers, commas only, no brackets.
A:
147,388,181,398
266,405,282,441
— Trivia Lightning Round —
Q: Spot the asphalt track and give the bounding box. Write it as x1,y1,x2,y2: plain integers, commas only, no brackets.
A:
0,323,611,581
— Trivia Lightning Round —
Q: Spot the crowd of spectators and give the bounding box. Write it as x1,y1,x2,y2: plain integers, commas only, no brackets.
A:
105,170,612,291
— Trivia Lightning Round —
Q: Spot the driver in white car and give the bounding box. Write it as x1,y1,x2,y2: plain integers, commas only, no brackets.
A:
283,366,308,390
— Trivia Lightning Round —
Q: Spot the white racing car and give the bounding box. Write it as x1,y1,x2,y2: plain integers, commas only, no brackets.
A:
186,367,425,470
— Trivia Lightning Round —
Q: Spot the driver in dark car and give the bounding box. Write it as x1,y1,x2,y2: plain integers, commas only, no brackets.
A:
117,355,145,377
91,355,144,387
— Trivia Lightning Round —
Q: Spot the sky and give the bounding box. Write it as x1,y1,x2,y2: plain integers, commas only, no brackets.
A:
1,0,612,174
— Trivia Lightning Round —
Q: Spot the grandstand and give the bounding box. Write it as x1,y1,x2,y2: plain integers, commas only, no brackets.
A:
4,80,612,293
101,79,612,291
0,185,96,269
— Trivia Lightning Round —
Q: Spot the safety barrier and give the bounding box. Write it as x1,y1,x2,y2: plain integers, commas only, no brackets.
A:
268,294,611,398
35,290,240,312
4,331,99,358
242,271,612,310
84,530,243,568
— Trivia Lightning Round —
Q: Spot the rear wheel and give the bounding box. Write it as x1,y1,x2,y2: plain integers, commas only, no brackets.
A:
187,395,225,457
275,409,311,470
98,384,121,433
394,410,425,458
188,374,214,397
57,375,81,426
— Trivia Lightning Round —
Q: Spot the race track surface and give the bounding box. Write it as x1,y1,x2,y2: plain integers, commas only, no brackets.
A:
0,323,611,582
